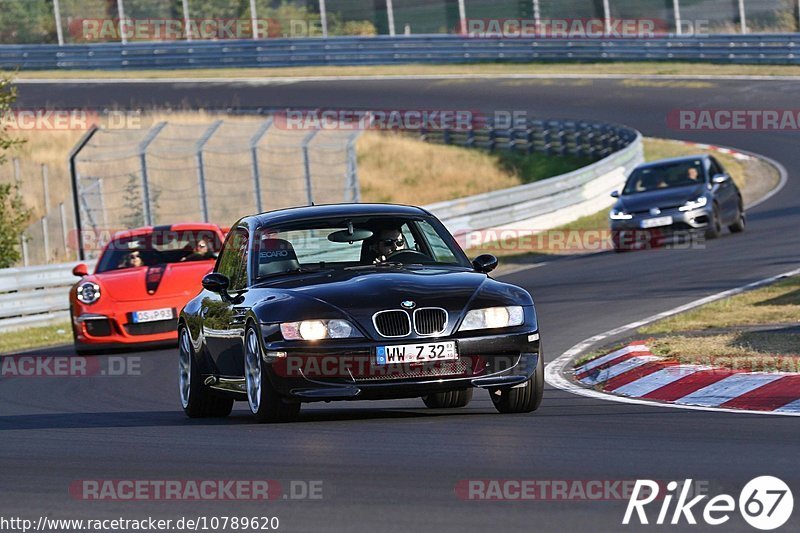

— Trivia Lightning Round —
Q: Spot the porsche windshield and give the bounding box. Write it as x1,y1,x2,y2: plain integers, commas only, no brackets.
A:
253,216,469,279
96,230,222,273
622,160,705,194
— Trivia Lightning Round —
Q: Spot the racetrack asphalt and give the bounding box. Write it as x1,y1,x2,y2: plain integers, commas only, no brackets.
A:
3,76,800,532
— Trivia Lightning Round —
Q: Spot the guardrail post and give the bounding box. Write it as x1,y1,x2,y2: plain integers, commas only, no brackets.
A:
137,122,167,227
195,120,223,223
249,118,273,213
301,130,320,205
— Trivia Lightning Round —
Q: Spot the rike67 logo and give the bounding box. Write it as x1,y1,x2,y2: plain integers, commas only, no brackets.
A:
624,477,793,530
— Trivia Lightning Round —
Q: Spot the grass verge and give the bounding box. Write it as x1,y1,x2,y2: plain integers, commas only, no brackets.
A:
0,321,71,354
14,62,800,80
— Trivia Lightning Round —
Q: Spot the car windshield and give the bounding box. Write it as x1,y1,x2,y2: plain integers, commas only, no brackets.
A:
96,229,222,273
623,160,705,194
253,215,469,280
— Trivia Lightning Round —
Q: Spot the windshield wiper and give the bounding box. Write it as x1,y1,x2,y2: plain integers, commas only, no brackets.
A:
344,261,406,270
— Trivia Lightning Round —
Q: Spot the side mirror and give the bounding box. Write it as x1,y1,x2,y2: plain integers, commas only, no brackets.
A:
72,263,89,277
472,254,498,274
712,174,729,185
202,272,230,294
610,190,620,198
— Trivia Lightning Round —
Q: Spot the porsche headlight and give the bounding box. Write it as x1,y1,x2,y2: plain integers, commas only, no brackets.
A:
280,319,361,341
609,209,633,220
76,282,101,304
458,306,524,332
679,196,708,212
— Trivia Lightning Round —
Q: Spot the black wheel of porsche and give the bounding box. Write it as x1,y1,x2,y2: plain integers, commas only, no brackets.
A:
490,355,544,414
179,326,233,418
705,204,722,239
245,325,300,423
422,388,473,409
729,205,746,233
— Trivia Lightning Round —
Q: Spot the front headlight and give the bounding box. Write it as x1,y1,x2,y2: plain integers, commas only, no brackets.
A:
609,209,633,220
458,306,524,332
76,282,101,304
280,319,362,341
679,196,708,212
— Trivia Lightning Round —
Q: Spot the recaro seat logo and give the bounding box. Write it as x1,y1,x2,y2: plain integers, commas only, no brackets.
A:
260,250,289,258
623,477,793,530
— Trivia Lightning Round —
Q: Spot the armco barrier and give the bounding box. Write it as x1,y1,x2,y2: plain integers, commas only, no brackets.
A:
4,34,800,70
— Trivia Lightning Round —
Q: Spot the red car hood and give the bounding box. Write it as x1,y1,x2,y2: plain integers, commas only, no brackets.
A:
94,262,213,302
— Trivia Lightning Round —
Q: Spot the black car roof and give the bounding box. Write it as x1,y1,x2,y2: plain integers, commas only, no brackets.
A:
253,203,431,227
634,154,710,170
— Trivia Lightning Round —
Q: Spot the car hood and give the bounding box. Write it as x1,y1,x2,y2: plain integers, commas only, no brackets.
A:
92,262,214,302
252,267,532,336
618,184,706,213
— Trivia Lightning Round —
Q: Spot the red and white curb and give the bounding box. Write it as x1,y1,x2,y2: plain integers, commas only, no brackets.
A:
573,341,800,413
681,141,753,161
545,265,800,417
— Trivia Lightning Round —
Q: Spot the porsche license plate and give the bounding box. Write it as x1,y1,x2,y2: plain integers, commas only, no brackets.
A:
641,216,673,229
132,308,174,323
376,341,458,365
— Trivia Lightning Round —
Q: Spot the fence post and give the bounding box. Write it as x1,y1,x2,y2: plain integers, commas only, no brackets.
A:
673,0,682,35
250,0,260,39
12,158,20,190
386,0,396,36
319,0,329,38
457,0,466,33
21,235,28,267
301,130,320,205
249,118,273,213
345,131,362,202
41,217,50,264
59,202,72,260
181,0,191,41
738,0,747,34
53,0,64,45
533,0,541,33
41,164,50,213
68,125,99,261
195,120,223,223
116,0,128,44
138,122,167,227
602,0,612,36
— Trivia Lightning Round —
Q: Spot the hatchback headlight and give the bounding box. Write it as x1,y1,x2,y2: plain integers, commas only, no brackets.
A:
458,306,524,332
609,209,633,220
679,196,708,212
280,319,362,341
76,282,101,304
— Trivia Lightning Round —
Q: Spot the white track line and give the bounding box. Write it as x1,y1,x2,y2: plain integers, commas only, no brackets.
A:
545,266,800,417
15,73,800,84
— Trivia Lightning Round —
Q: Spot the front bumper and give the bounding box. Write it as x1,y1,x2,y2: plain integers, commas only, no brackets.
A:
610,206,711,248
259,330,541,402
72,299,182,347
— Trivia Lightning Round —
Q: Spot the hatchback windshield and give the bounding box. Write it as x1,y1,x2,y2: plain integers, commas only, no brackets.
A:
623,160,705,194
253,216,468,280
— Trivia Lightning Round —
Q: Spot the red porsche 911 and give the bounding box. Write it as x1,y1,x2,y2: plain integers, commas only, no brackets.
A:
69,223,226,354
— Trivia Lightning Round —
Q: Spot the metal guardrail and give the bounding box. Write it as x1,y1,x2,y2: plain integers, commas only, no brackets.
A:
425,120,643,239
4,34,800,70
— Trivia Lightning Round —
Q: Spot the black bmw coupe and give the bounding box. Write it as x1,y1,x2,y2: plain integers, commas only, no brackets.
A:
178,203,542,422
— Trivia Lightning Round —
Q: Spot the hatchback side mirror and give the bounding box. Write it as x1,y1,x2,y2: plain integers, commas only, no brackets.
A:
472,254,498,274
202,272,230,294
610,190,620,198
72,263,89,277
712,174,730,185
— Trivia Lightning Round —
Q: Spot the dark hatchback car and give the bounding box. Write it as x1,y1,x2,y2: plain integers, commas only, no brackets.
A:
178,204,543,422
609,155,745,251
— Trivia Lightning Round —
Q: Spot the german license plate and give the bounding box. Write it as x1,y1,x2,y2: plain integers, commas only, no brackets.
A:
641,216,673,229
376,341,457,365
132,307,174,323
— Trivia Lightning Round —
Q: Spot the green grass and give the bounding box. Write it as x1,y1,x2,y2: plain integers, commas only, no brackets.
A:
13,62,800,80
0,321,71,354
496,151,595,184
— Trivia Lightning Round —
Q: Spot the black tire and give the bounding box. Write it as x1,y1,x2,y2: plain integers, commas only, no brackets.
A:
490,355,544,414
705,204,722,239
179,325,233,418
244,325,300,423
729,205,746,233
422,388,473,409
